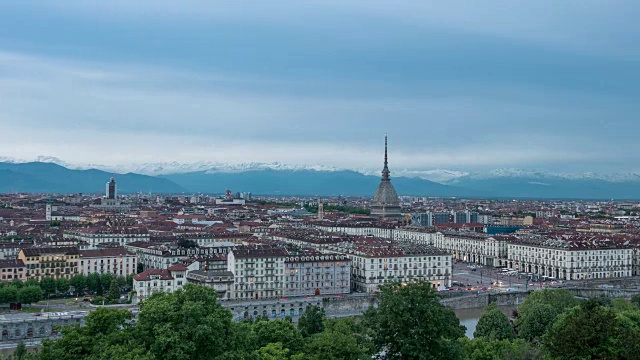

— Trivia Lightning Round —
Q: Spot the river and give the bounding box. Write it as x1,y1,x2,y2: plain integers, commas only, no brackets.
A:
454,306,518,338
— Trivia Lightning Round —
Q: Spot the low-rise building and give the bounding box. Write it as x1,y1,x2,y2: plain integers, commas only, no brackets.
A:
63,227,150,249
18,247,80,281
125,241,234,270
0,259,26,282
132,264,189,304
78,248,137,277
336,238,452,293
186,270,234,299
284,252,351,297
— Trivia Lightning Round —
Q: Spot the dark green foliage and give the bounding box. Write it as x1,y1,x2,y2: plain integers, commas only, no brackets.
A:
86,273,101,295
37,308,135,360
12,278,24,289
17,286,43,304
55,278,70,294
0,286,18,304
458,337,544,360
544,299,621,359
39,277,56,295
69,276,86,295
304,204,370,215
108,279,120,301
253,319,304,354
297,305,325,337
304,318,373,360
365,283,465,360
516,303,557,341
14,340,27,360
518,289,579,316
516,288,579,341
26,281,640,360
473,303,514,340
135,284,254,360
100,274,113,294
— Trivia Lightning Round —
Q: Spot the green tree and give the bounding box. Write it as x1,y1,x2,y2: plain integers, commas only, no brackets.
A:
108,279,120,301
24,279,39,288
474,303,514,340
365,283,465,360
519,289,578,316
125,274,134,287
516,303,557,341
458,337,544,360
69,276,86,295
254,319,303,354
11,278,24,289
37,307,134,360
0,286,18,304
257,342,290,360
135,284,254,360
100,274,113,294
56,278,70,294
304,318,371,360
40,277,56,295
298,306,325,337
116,276,127,288
544,300,620,359
17,286,43,305
14,340,27,360
615,309,640,360
136,263,144,274
86,273,101,294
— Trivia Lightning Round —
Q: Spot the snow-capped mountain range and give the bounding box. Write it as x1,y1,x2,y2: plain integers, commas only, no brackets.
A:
2,156,640,184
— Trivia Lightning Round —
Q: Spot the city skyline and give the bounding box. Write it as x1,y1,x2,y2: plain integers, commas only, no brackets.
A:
1,2,639,173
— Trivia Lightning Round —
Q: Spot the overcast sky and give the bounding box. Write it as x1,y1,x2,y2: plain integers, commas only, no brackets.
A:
1,1,639,173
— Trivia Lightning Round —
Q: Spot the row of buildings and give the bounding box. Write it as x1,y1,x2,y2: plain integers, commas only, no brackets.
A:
311,221,636,281
0,247,138,282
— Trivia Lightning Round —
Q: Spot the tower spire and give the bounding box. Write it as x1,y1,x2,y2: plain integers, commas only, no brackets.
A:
382,134,390,181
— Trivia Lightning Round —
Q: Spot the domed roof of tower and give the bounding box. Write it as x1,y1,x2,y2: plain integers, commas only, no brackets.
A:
373,180,400,206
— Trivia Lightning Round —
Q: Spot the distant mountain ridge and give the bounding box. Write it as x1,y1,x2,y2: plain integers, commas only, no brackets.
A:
1,159,640,199
0,162,185,194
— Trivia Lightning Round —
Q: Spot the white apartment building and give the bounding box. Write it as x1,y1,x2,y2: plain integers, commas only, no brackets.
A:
270,229,351,253
78,248,137,277
284,252,351,297
132,264,189,304
436,232,508,267
63,227,150,249
125,241,234,270
227,247,287,300
507,237,633,280
314,222,394,239
313,223,437,245
335,238,452,293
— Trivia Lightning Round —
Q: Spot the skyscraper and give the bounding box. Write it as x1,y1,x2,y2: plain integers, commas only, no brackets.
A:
371,135,402,219
106,177,117,199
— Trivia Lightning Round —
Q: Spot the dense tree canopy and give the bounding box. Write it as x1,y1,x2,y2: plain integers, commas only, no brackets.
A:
473,303,514,340
21,284,640,360
544,299,622,359
297,306,325,338
365,283,466,360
